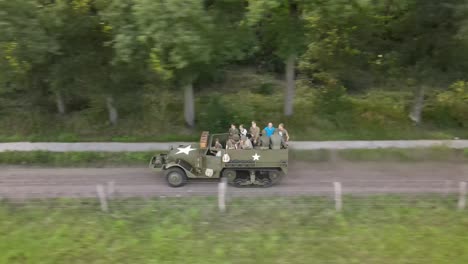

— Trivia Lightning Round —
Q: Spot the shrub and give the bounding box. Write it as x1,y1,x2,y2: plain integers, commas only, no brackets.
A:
196,95,233,133
424,81,468,128
313,82,354,127
350,90,412,129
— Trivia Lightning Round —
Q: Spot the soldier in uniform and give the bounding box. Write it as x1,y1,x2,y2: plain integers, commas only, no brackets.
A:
232,133,240,145
278,123,289,148
249,121,260,146
228,124,240,147
269,131,283,149
259,129,270,150
213,138,223,149
226,138,237,149
229,124,239,139
239,124,248,138
240,136,253,150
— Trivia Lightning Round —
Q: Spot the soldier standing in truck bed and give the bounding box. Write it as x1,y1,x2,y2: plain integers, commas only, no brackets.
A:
229,124,239,139
239,124,248,138
278,123,289,148
249,121,260,146
228,124,241,146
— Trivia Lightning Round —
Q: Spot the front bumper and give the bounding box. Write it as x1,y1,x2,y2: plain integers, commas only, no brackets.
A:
149,154,167,171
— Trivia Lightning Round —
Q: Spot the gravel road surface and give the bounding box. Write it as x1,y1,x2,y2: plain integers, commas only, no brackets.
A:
1,161,467,199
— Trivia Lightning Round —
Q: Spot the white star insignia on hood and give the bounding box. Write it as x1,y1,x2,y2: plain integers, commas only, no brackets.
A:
176,145,196,155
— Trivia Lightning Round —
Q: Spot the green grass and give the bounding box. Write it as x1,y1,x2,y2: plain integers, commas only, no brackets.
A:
0,148,467,167
0,195,467,264
0,127,465,142
292,147,468,163
0,151,160,167
1,71,467,143
288,127,468,141
0,133,199,143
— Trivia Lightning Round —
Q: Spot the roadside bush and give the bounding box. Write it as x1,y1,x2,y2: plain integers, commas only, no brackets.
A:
313,82,354,128
196,94,233,133
350,90,412,129
424,81,468,128
221,91,283,127
0,68,466,141
141,87,184,129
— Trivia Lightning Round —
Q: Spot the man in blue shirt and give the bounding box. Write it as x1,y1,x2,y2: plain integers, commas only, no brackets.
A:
264,122,275,137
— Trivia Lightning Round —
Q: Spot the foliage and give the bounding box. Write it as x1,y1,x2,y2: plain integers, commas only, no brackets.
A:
245,0,307,60
1,148,466,167
1,80,468,142
0,151,159,167
424,81,468,128
1,0,468,139
350,90,413,129
313,81,354,126
195,95,233,133
0,196,468,263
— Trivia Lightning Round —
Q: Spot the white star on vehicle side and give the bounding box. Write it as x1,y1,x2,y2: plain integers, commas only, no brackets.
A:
176,145,196,155
252,153,261,161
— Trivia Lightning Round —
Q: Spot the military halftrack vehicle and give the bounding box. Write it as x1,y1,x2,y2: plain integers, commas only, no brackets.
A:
149,131,288,187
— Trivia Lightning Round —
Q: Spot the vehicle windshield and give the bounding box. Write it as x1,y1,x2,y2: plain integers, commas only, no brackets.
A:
209,133,229,149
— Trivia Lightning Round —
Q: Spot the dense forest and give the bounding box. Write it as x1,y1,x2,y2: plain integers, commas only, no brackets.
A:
0,0,467,141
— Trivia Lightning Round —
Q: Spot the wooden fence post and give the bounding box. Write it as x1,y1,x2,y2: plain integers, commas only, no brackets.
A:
96,184,108,212
334,182,342,212
107,181,115,199
458,181,466,211
444,180,452,196
218,177,227,213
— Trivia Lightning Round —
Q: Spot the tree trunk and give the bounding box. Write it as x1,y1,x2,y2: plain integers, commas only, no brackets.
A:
106,95,118,125
284,54,296,116
56,92,66,115
184,82,195,128
409,85,425,124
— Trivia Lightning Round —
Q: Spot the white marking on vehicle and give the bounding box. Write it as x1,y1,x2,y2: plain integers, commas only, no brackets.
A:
252,153,260,161
176,145,196,155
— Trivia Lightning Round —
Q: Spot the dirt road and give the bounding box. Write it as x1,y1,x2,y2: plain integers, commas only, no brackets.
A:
1,161,467,199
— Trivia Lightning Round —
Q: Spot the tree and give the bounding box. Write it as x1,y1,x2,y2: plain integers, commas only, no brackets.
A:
43,0,114,116
105,0,252,128
0,0,59,111
299,0,467,124
385,0,466,124
0,0,120,122
245,0,307,116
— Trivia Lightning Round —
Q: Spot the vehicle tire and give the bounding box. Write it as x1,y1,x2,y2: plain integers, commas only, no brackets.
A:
268,170,284,185
222,169,237,185
165,167,187,187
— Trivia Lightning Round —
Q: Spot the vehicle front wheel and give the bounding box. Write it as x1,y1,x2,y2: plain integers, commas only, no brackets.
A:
222,169,237,185
165,167,187,187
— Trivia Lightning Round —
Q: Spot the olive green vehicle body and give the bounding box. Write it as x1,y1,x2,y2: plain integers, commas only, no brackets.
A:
149,131,288,187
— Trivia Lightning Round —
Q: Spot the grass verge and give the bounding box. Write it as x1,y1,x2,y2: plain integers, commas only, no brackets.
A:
0,133,199,143
292,147,468,163
0,127,466,142
1,147,466,167
0,151,160,167
0,195,467,264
